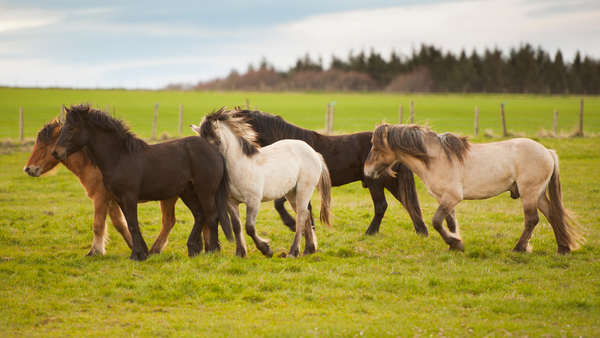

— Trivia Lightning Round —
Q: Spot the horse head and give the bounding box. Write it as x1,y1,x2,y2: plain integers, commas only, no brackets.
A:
52,104,91,161
24,119,62,177
364,123,397,179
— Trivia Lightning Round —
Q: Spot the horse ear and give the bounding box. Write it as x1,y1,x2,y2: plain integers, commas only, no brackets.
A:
212,120,219,130
382,125,389,139
189,124,200,134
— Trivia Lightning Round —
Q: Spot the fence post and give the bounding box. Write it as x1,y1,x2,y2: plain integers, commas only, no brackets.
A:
152,103,159,140
60,105,65,121
554,109,558,135
399,105,403,124
245,98,250,110
330,105,335,134
577,98,584,136
105,105,110,113
325,103,331,135
19,107,24,141
474,106,479,137
179,104,184,136
410,100,414,124
500,103,507,137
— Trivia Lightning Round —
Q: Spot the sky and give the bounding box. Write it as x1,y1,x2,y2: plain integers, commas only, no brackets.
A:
1,0,599,89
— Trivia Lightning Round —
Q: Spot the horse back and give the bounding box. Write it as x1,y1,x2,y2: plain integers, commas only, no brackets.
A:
312,132,373,186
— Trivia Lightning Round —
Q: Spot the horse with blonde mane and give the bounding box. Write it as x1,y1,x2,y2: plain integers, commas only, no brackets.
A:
364,123,584,254
191,108,332,258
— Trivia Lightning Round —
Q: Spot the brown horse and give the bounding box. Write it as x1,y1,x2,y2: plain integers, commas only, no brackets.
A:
23,118,199,256
51,104,233,261
364,123,584,254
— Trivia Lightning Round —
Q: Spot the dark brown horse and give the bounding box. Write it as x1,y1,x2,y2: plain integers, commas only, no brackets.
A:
231,109,427,236
52,104,232,261
24,119,206,256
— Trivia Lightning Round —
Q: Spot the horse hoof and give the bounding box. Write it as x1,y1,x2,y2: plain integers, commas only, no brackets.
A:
235,249,247,258
129,252,148,261
416,227,429,237
302,246,316,256
287,253,297,259
557,245,571,255
365,228,378,236
263,247,274,258
449,241,465,252
512,243,533,253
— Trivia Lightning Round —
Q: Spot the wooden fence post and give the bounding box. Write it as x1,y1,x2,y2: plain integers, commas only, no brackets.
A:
325,103,331,135
577,98,584,136
474,106,479,137
19,107,24,141
410,100,414,124
500,103,507,137
330,105,335,134
554,109,558,135
179,104,184,135
105,105,110,113
399,105,403,124
245,98,250,110
152,103,159,140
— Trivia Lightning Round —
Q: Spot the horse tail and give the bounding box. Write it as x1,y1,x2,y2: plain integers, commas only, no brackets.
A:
546,150,584,252
317,154,333,227
216,154,234,242
394,162,428,236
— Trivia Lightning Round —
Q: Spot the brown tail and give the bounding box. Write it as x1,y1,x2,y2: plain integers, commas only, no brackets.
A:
394,162,428,236
317,154,332,227
546,150,584,252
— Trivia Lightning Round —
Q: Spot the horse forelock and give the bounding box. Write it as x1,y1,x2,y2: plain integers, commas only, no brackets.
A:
201,107,260,157
67,103,148,154
37,118,62,144
378,124,432,167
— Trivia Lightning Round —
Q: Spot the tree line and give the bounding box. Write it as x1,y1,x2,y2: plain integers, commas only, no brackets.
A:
182,43,600,94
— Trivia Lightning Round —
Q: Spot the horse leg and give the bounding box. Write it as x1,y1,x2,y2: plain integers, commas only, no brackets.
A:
178,191,208,257
245,201,273,258
445,209,459,235
107,200,132,249
202,223,210,253
228,202,248,257
512,195,540,253
120,198,149,261
274,197,296,232
385,166,429,236
88,197,109,256
432,199,464,251
364,180,388,235
536,193,571,254
149,197,178,255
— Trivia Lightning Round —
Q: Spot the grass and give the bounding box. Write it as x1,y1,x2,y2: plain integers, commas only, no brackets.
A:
0,89,599,336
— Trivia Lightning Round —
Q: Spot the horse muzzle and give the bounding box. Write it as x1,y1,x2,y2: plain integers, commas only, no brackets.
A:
23,165,41,177
363,164,380,179
51,148,67,161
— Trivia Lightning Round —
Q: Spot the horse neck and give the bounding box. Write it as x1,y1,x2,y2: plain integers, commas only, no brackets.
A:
82,127,128,173
221,126,254,169
396,132,443,183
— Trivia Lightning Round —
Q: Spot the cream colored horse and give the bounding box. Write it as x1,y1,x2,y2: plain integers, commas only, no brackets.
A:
364,123,583,254
191,108,332,258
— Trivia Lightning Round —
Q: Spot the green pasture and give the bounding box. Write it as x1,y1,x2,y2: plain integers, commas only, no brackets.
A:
0,88,599,337
1,88,599,140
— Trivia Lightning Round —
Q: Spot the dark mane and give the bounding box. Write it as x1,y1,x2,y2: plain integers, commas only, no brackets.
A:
67,103,148,154
374,124,470,167
231,110,317,146
200,107,260,157
36,118,62,144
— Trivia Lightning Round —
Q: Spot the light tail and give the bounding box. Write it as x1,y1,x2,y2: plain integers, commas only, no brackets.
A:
317,154,333,227
546,150,584,252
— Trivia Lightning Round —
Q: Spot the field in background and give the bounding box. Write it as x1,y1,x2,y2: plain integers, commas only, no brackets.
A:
1,88,599,140
0,88,599,336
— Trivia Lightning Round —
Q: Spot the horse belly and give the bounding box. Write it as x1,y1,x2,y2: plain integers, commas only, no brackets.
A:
461,157,516,200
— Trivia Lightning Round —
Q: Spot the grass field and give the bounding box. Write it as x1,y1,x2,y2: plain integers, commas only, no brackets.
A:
1,88,599,337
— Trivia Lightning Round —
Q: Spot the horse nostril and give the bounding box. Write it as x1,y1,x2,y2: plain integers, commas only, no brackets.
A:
51,150,58,159
24,166,30,173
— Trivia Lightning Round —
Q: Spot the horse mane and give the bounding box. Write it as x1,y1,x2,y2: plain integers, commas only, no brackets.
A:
36,118,62,144
67,103,148,155
375,123,470,167
231,110,316,145
200,107,260,157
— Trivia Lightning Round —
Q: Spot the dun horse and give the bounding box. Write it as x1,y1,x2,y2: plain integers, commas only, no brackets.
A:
230,109,427,236
23,119,206,256
364,123,584,254
52,104,233,261
192,108,332,258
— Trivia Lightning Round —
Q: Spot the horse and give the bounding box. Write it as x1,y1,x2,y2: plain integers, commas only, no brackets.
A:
191,108,332,258
229,109,427,236
364,123,584,254
23,118,200,256
51,104,233,261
